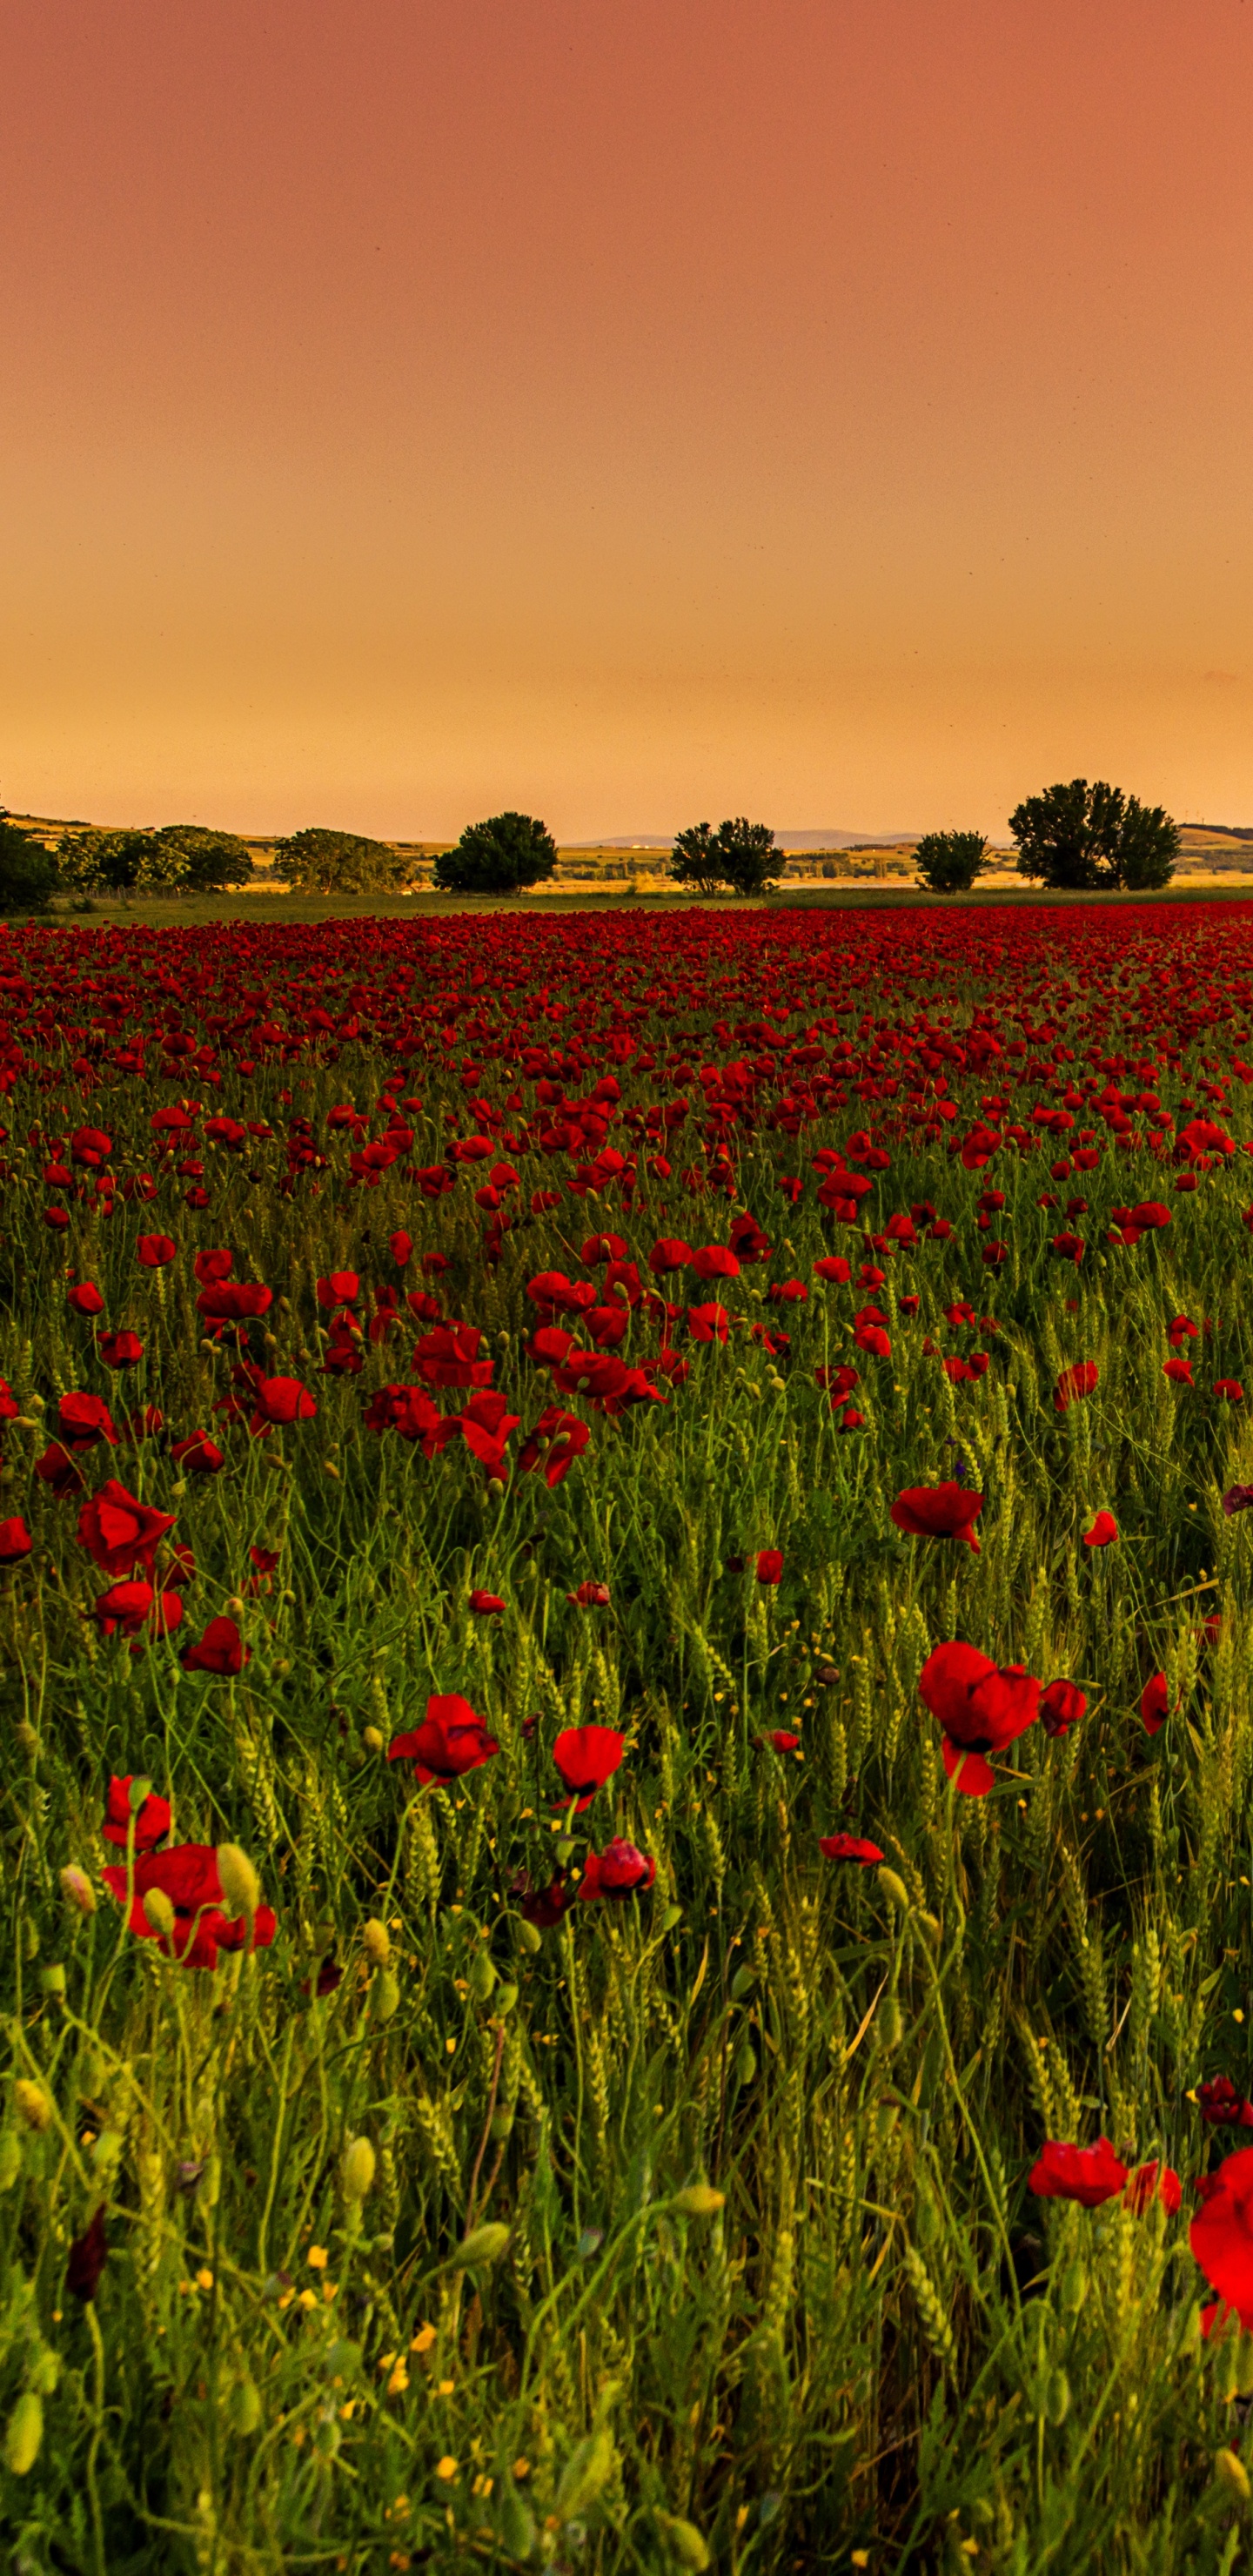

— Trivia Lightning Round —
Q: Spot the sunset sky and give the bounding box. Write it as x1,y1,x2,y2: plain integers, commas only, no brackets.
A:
3,0,1252,842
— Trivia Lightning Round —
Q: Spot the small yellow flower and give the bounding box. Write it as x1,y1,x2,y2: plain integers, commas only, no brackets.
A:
298,2289,318,2310
434,2455,458,2482
387,2364,410,2396
196,2268,214,2291
323,2280,339,2303
512,2457,531,2480
410,2324,437,2354
437,2378,455,2395
307,2244,329,2270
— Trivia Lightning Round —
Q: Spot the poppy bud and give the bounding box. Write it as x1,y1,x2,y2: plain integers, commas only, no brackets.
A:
494,1980,519,2015
730,1966,755,2002
362,1919,391,1966
880,1994,904,2049
467,1949,497,2002
4,2391,44,2477
448,2222,510,2269
227,2378,263,2436
143,1888,176,1938
1238,2332,1253,2401
372,1968,400,2023
60,1866,96,1915
1060,2257,1087,2313
362,1727,384,1754
734,2040,756,2089
1043,2367,1070,2426
654,2514,712,2570
341,2136,377,2203
673,2184,725,2217
517,1915,543,1954
39,1965,65,1999
216,1844,260,1920
1215,2448,1251,2506
915,1910,941,1948
877,1867,912,1915
14,2080,52,2133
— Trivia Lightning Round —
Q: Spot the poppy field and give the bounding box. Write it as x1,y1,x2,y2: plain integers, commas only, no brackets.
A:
8,898,1253,2573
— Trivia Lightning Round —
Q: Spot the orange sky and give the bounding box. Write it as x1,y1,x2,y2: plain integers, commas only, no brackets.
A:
3,0,1252,841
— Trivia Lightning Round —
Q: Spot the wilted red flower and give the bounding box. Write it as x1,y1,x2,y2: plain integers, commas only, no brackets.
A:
182,1615,250,1675
171,1430,225,1475
58,1392,118,1452
1223,1485,1253,1518
469,1589,506,1614
98,1331,144,1370
66,2204,108,2302
1192,2147,1253,2323
137,1235,177,1267
78,1480,177,1576
579,1838,656,1902
1082,1511,1118,1547
1140,1672,1170,1735
552,1724,625,1810
819,1833,884,1864
1028,2138,1128,2206
890,1483,982,1552
1054,1361,1099,1412
386,1693,500,1784
755,1548,784,1585
567,1579,611,1607
918,1640,1040,1794
0,1516,32,1565
101,1842,277,1969
1125,2159,1182,2217
1040,1679,1086,1738
519,1873,567,1929
103,1774,171,1850
67,1282,106,1317
249,1375,317,1432
1197,2076,1253,2129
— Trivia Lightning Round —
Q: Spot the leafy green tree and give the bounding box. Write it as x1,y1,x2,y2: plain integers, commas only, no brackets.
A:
433,813,558,895
54,828,189,900
914,829,989,894
274,828,415,896
711,817,779,896
153,824,254,892
668,822,726,896
1009,779,1178,892
0,815,57,913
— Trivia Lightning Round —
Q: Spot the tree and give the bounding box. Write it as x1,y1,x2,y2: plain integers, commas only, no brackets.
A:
710,817,779,897
914,829,989,894
274,828,416,896
1009,779,1178,892
668,822,725,896
54,828,190,900
433,813,558,895
0,815,57,914
153,824,254,893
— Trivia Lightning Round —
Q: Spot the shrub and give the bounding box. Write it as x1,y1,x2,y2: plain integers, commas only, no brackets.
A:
1010,780,1178,891
433,813,558,895
914,830,989,894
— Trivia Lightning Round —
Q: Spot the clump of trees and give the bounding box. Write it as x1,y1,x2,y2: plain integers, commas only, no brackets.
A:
668,818,780,897
0,814,59,914
1009,780,1178,891
914,830,990,894
151,825,254,891
274,828,418,896
434,813,558,895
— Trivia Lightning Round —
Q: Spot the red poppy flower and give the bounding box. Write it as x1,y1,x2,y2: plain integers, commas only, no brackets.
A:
412,1322,494,1390
389,1229,413,1265
67,1282,106,1317
1192,2148,1253,2324
386,1693,500,1785
918,1641,1040,1795
197,1281,272,1325
249,1544,281,1574
687,1302,730,1344
248,1375,317,1432
103,1774,171,1850
469,1589,506,1615
648,1238,693,1275
854,1322,891,1358
552,1724,625,1810
58,1392,118,1451
567,1580,611,1607
101,1842,277,1969
1054,1362,1099,1411
66,2204,109,2302
578,1838,656,1902
1141,1673,1170,1734
1082,1511,1118,1547
90,1581,184,1645
1215,1380,1244,1402
171,1431,225,1475
78,1481,177,1576
814,1256,851,1284
0,1516,32,1565
689,1244,740,1281
1163,1357,1194,1386
520,1873,568,1929
755,1548,784,1585
98,1331,144,1371
890,1483,982,1552
1199,2077,1253,2129
819,1832,884,1864
34,1441,86,1499
137,1235,177,1267
317,1271,360,1308
1040,1679,1086,1738
70,1124,112,1168
1028,2138,1128,2207
1125,2159,1182,2217
181,1615,250,1675
194,1250,234,1285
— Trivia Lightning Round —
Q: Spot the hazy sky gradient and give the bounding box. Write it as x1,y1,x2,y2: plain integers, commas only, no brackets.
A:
3,0,1252,838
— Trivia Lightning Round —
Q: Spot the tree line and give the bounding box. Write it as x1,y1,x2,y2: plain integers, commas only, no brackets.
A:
0,778,1182,911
